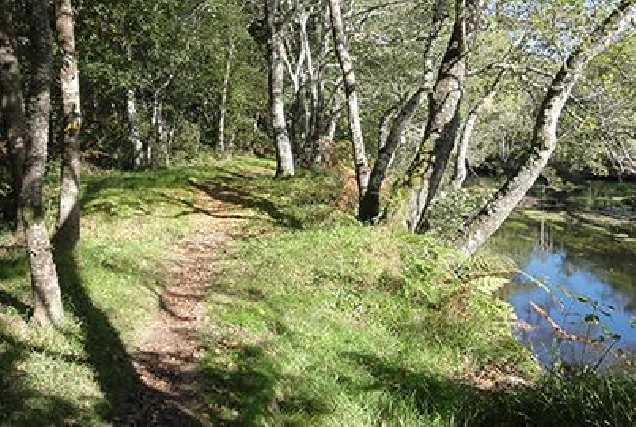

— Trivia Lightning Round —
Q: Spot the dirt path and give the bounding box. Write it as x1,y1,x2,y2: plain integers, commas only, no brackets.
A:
119,190,250,425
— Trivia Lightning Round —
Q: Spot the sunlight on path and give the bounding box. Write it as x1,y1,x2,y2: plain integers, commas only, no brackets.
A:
124,187,249,425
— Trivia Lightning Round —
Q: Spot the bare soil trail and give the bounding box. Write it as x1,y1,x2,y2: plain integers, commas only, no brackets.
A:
119,186,253,425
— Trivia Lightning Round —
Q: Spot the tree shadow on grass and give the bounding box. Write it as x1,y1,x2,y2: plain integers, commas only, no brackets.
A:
341,351,493,425
0,289,31,318
0,321,87,424
200,342,327,426
190,181,304,229
55,253,204,426
0,247,31,319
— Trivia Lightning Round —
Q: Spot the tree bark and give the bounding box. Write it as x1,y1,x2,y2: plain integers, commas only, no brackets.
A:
24,0,64,326
456,0,636,257
126,88,143,169
384,0,478,231
452,69,506,189
0,0,26,236
308,0,333,167
54,0,81,252
218,38,234,154
329,0,369,200
151,96,169,167
266,0,294,177
359,88,425,222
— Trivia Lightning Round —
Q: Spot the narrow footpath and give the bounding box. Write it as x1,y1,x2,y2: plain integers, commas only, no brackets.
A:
119,188,250,425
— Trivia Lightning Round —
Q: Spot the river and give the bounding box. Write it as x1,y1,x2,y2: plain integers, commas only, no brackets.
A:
490,185,636,371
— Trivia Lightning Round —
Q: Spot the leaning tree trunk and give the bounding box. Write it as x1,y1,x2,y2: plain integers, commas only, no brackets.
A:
359,88,425,222
24,0,64,326
385,0,480,231
358,0,444,223
266,0,294,177
329,0,369,200
457,0,636,257
54,0,82,252
0,0,26,236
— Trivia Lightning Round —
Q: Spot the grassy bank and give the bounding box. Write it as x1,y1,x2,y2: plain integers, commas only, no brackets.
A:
0,156,263,423
200,224,535,426
2,155,636,425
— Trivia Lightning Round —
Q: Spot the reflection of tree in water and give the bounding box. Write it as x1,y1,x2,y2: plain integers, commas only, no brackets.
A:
493,210,636,368
537,217,554,254
495,213,636,298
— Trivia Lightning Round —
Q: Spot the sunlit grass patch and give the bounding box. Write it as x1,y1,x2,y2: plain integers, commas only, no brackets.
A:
1,158,262,423
202,224,528,425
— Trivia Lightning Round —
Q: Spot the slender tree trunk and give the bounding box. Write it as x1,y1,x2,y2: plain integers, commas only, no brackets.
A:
384,0,480,231
24,0,63,326
297,9,317,166
451,112,475,189
126,88,143,169
273,38,295,176
453,68,506,189
327,93,340,141
266,0,294,177
308,0,333,167
301,77,312,164
359,88,425,222
54,0,81,252
150,97,169,167
145,139,152,167
218,39,234,154
456,0,636,256
0,0,26,236
378,106,396,152
280,25,306,165
328,0,369,200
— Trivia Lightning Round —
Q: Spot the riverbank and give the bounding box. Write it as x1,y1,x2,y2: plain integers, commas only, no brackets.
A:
1,156,636,425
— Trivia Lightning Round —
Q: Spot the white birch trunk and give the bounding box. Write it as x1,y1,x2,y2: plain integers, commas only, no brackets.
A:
218,39,234,154
126,88,143,169
329,0,369,199
54,0,82,252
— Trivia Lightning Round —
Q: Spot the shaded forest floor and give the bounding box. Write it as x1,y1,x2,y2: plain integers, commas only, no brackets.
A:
2,156,636,426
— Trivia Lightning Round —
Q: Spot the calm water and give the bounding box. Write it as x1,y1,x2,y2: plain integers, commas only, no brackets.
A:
492,210,636,369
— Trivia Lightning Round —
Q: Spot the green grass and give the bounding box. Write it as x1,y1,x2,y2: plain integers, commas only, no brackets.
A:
486,365,636,426
200,224,535,425
0,155,296,424
3,155,636,425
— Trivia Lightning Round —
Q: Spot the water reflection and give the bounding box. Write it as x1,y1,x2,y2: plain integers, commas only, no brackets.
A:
493,214,636,369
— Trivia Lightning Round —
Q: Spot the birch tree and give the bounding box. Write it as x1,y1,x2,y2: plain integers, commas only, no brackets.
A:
24,0,64,326
384,0,483,231
358,0,445,222
329,0,370,199
457,0,636,256
218,38,234,154
54,0,82,252
266,0,295,177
